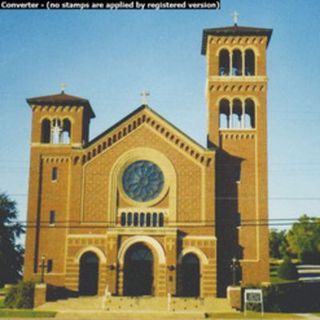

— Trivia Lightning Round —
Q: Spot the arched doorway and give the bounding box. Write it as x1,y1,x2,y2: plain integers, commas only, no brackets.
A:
123,243,153,296
79,252,99,296
181,253,200,297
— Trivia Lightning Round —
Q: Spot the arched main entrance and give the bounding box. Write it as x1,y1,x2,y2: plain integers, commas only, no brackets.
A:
180,253,200,297
79,252,99,296
123,243,153,296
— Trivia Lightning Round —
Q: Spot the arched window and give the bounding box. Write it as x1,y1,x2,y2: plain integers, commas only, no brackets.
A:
146,213,151,227
62,119,71,144
41,119,51,143
159,213,164,227
245,99,255,128
232,49,242,76
140,213,145,227
219,99,231,129
152,213,157,227
245,49,255,76
127,212,133,226
232,99,243,128
219,49,230,76
121,212,126,226
134,212,139,226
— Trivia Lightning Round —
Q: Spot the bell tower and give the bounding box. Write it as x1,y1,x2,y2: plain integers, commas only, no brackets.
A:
24,91,95,276
202,22,272,294
27,91,95,148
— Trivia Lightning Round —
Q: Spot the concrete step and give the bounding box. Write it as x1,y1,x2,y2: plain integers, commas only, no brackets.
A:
37,296,236,314
55,310,206,319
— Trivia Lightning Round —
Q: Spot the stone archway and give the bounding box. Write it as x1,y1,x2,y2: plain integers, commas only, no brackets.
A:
79,251,99,296
118,236,166,296
123,243,153,296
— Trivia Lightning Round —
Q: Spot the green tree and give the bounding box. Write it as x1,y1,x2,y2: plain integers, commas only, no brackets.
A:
277,256,299,280
287,214,320,264
0,193,24,287
269,228,288,259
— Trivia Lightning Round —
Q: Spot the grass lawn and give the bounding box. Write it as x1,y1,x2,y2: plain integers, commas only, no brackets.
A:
0,309,56,318
209,312,304,319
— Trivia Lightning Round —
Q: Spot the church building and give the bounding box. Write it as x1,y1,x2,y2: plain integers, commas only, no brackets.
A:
24,23,272,298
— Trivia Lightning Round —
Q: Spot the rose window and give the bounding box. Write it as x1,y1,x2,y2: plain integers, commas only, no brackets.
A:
122,160,164,202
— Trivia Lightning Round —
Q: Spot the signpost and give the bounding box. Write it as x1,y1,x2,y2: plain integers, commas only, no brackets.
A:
244,288,264,315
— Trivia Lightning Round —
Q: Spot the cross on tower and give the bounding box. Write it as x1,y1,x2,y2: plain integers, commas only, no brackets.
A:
232,11,240,26
60,83,67,94
140,90,150,105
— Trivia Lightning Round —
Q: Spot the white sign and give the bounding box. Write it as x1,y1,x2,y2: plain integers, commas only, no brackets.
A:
244,289,264,315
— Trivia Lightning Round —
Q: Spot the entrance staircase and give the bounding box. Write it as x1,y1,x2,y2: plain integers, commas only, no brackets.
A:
37,296,237,319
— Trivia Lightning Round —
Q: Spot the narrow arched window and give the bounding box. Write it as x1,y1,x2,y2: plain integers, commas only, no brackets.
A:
232,99,243,128
62,119,71,144
159,213,164,227
152,213,158,227
245,49,255,76
219,99,231,129
146,213,151,227
127,212,133,226
41,119,51,143
121,212,126,226
140,213,145,227
245,99,255,128
232,49,242,76
134,212,139,226
219,49,230,76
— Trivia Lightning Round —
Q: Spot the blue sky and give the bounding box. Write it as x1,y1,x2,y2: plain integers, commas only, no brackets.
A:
0,0,319,230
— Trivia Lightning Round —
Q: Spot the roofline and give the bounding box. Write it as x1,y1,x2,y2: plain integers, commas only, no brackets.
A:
87,104,212,152
201,25,273,55
26,93,96,118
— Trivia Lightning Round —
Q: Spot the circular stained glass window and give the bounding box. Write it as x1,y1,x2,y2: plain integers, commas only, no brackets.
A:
122,160,164,202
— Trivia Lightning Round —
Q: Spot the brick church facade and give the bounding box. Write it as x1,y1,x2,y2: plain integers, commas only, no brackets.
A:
24,24,272,297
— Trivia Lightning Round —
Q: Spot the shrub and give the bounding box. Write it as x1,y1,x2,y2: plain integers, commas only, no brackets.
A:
243,282,320,312
4,281,35,309
277,257,299,280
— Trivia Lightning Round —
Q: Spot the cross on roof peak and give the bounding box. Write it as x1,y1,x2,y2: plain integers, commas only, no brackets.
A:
140,90,150,105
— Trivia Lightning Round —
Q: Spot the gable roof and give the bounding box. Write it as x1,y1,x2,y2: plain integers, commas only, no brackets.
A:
83,105,214,167
26,92,95,118
201,25,273,54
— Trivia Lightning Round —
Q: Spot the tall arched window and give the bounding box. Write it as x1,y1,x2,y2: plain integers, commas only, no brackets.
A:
219,49,230,76
244,99,255,128
41,119,51,143
232,49,242,76
232,99,242,128
62,119,71,144
245,49,255,76
219,99,231,129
